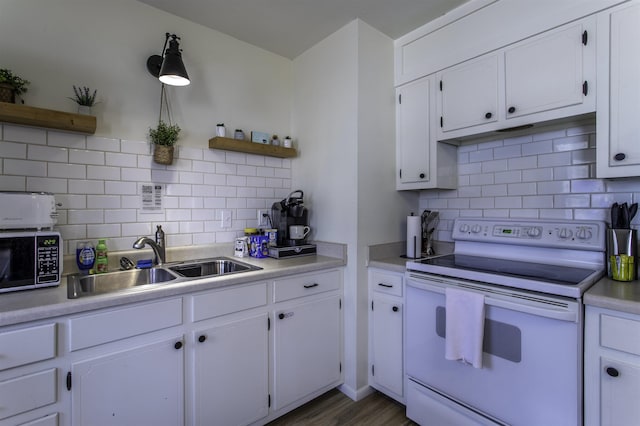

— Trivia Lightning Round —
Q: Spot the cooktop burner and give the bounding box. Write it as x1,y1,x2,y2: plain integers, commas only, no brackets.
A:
417,254,597,286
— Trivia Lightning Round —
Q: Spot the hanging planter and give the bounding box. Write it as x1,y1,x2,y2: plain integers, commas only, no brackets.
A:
149,84,181,165
150,120,181,165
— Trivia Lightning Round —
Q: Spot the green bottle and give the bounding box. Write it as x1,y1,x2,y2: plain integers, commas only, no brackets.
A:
95,239,108,274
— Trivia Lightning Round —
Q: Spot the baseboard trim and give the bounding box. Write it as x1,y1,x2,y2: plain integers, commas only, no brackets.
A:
338,384,375,401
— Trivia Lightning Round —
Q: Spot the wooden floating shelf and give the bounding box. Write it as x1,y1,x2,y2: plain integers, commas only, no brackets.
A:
209,136,297,158
0,102,97,134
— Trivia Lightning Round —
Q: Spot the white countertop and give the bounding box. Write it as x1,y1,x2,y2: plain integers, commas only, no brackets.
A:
0,242,346,328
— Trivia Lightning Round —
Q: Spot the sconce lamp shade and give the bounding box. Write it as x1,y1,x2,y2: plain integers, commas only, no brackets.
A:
146,33,190,87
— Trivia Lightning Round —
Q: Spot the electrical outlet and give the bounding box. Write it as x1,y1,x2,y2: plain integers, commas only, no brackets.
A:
258,209,270,227
221,209,232,228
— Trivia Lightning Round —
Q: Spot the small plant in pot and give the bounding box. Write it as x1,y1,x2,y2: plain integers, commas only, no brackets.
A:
0,68,30,104
68,85,98,113
149,120,181,165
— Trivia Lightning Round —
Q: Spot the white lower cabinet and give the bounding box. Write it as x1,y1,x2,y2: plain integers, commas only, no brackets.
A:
368,269,404,403
0,323,60,426
70,336,185,426
0,267,344,426
273,295,342,411
585,305,640,426
192,314,269,426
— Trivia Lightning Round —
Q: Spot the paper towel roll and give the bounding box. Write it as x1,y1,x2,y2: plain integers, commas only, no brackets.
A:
407,215,422,258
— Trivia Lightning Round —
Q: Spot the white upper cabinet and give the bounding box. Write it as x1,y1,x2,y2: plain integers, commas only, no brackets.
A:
596,1,640,178
504,23,587,119
438,55,500,133
396,76,457,191
436,17,595,141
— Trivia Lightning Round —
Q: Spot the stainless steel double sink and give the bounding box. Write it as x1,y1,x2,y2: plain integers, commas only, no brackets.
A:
67,257,262,299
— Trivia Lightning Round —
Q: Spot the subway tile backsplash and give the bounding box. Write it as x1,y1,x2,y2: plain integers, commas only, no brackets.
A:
0,124,292,254
421,120,640,242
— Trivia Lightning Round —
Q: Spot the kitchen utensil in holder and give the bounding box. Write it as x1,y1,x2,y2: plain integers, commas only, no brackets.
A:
607,229,637,281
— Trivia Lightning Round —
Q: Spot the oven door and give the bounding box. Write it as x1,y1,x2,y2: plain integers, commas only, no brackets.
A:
405,272,582,426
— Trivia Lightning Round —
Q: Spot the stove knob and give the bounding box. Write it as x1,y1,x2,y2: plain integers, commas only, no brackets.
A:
459,224,470,233
558,228,573,239
576,228,593,240
527,227,541,237
471,225,482,234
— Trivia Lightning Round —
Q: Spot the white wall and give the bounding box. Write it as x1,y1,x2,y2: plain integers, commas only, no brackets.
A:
0,0,294,254
293,20,417,397
0,0,292,146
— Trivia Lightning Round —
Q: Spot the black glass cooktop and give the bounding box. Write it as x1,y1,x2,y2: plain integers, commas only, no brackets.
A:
417,254,598,285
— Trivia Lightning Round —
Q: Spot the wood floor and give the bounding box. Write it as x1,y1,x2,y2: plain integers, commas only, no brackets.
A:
267,389,418,426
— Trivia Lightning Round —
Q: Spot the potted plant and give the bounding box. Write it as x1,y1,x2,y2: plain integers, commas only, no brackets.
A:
149,120,181,165
0,68,30,104
68,85,98,114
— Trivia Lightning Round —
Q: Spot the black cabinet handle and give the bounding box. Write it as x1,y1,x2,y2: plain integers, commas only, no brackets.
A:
508,106,516,114
198,335,207,343
279,313,285,320
303,283,319,289
583,81,588,96
174,341,183,350
378,283,393,288
614,153,626,161
392,306,399,312
606,367,620,377
582,30,588,46
485,112,492,119
419,173,425,179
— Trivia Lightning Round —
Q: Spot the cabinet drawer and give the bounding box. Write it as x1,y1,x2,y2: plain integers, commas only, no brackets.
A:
600,313,640,355
191,282,268,322
371,271,403,297
273,270,341,302
18,413,59,426
0,323,56,371
68,298,183,351
0,369,56,420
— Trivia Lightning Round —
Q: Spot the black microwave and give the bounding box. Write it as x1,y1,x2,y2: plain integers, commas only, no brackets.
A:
0,231,62,293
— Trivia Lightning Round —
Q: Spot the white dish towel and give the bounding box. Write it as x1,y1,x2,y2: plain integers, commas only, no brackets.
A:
444,287,486,368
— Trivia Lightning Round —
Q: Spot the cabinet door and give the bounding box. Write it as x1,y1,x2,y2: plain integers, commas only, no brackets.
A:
273,295,341,410
600,357,640,426
371,297,403,398
192,314,268,426
505,23,585,119
597,2,640,177
396,77,431,186
438,55,499,133
71,337,184,426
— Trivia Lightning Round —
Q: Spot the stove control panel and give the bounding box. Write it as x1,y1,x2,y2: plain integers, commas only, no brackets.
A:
453,218,606,251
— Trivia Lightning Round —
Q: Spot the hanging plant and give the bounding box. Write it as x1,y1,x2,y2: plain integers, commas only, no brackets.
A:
149,120,181,146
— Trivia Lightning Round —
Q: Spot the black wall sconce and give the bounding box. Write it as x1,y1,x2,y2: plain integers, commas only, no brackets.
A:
146,33,190,86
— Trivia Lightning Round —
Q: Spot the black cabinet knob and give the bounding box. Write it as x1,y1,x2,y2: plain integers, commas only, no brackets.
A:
508,106,516,114
485,112,492,119
279,313,285,320
606,367,619,377
198,335,207,343
174,341,183,350
614,153,626,161
392,306,399,312
419,173,425,179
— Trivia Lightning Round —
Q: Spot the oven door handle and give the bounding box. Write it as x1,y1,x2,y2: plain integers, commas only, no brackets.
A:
407,278,578,322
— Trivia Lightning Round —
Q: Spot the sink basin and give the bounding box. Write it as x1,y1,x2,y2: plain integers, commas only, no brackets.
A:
168,257,261,278
68,268,178,299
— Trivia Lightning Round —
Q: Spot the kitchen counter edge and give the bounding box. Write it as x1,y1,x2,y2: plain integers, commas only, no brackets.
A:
0,253,346,328
584,277,640,315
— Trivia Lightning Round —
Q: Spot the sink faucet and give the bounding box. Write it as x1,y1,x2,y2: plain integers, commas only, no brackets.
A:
133,237,166,266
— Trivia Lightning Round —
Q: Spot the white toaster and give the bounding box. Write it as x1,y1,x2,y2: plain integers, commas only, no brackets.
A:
0,191,59,230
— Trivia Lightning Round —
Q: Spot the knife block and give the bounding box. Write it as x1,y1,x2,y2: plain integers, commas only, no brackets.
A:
607,229,637,281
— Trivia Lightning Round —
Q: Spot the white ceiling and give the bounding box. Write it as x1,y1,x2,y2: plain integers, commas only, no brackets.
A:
136,0,468,59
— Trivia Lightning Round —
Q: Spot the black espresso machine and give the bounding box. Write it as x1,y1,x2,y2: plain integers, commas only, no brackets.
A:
268,190,316,258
